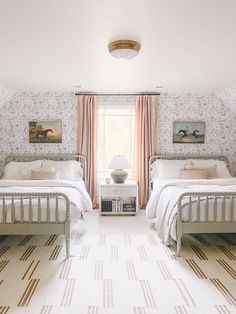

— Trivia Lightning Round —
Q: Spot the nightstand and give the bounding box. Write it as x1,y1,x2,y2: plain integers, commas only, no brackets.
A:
99,180,138,215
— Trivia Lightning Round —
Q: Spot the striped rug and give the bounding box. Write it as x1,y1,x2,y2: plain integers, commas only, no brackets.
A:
0,211,235,314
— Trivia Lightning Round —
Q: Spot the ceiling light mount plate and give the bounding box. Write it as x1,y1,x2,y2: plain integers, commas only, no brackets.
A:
108,39,141,59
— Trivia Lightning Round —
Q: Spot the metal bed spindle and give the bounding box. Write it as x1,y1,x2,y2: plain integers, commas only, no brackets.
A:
204,196,208,221
2,196,6,223
47,197,50,222
56,196,59,223
230,196,234,221
11,196,15,223
20,196,24,222
222,196,226,222
38,197,41,223
29,196,32,223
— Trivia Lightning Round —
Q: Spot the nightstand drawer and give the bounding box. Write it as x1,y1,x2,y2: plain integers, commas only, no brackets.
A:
101,186,136,197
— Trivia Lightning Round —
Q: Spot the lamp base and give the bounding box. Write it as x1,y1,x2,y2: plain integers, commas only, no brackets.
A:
110,169,128,183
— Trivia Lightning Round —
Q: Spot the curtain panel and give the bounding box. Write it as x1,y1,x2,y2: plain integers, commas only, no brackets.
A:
77,95,98,208
134,95,160,208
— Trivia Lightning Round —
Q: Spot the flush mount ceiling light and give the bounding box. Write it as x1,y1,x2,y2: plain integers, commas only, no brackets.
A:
108,39,141,59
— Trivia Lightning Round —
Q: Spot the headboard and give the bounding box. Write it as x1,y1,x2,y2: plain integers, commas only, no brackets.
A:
149,154,230,195
3,154,87,186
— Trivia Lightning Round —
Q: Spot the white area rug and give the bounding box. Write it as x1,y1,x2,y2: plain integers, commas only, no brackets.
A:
0,211,235,314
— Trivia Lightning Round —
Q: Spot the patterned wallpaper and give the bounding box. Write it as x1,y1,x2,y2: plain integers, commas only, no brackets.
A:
159,92,235,165
0,83,235,176
0,82,15,104
0,91,77,176
217,85,236,162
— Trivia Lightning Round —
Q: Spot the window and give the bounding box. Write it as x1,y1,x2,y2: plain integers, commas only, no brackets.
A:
97,99,135,179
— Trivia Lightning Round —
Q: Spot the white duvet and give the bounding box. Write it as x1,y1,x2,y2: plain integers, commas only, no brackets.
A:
0,179,92,223
146,178,236,245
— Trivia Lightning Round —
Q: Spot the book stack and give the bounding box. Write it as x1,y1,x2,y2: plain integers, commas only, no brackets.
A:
101,198,113,212
101,197,136,213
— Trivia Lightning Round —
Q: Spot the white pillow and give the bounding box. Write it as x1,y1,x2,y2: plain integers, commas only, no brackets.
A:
151,159,192,179
191,159,231,178
180,169,208,179
3,160,43,180
31,167,59,180
42,160,83,180
184,164,217,179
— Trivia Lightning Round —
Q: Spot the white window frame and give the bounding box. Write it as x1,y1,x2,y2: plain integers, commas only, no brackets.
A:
97,101,135,180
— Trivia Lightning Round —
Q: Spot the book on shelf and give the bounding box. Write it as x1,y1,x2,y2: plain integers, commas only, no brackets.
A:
101,196,136,213
123,203,136,212
101,198,112,212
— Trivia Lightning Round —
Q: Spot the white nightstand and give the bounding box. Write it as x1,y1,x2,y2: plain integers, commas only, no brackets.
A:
99,180,138,215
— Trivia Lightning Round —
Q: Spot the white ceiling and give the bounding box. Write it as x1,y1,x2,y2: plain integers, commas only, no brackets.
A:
0,0,236,93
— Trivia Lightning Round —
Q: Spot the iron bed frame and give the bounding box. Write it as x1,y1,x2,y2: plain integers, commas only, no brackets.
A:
0,154,87,258
149,154,236,256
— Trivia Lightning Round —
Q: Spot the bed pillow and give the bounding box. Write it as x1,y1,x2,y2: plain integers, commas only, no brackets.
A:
31,167,59,180
151,159,193,179
42,160,83,180
3,160,43,180
190,159,231,178
184,164,217,179
180,169,208,179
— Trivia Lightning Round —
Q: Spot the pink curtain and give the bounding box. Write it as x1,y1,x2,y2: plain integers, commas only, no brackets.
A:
77,95,98,208
134,95,159,208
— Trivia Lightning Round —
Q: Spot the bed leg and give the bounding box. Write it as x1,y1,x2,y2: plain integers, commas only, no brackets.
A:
176,238,182,257
66,237,70,259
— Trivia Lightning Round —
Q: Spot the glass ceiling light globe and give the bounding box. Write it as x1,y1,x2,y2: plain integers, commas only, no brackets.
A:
108,40,141,60
110,48,139,59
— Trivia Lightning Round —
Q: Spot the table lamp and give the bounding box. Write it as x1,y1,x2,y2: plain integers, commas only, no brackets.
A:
108,155,131,183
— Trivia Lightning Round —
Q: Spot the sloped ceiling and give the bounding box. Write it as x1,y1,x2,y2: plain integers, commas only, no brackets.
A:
0,0,236,93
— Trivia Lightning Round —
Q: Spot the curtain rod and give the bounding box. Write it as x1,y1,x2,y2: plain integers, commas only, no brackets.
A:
75,92,160,96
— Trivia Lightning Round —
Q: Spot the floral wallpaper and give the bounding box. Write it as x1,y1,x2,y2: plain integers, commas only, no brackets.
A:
159,92,235,166
217,84,236,159
0,83,235,176
0,82,15,104
0,91,77,176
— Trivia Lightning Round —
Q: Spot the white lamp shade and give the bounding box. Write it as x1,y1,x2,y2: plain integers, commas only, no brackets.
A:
108,155,131,169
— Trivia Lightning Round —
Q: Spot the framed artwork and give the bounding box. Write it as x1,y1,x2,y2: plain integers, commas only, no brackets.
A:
29,120,62,143
173,121,205,144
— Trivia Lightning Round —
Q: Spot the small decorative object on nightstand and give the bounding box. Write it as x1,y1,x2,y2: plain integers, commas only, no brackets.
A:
99,180,138,215
108,155,131,183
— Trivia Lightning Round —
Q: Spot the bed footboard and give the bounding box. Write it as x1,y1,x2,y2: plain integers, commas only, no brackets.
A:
0,192,71,258
177,191,236,257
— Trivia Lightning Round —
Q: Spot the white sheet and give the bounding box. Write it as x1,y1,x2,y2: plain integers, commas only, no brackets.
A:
0,179,92,223
146,178,236,244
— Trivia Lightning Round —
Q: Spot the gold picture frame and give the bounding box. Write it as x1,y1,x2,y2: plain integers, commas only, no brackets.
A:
29,120,62,143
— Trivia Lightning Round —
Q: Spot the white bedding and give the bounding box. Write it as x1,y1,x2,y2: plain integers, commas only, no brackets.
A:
146,178,236,245
0,179,92,223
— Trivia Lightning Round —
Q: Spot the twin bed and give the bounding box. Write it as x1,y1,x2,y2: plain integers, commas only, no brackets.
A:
1,154,236,259
147,155,236,256
0,155,92,258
